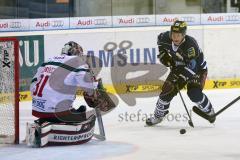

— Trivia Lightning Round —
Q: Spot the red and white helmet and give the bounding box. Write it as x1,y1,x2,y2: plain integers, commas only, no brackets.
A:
61,41,83,56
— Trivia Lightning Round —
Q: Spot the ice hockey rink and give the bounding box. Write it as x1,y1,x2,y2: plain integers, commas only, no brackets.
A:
0,88,239,160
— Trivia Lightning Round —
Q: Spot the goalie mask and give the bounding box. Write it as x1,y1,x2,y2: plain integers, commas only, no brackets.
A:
61,41,84,56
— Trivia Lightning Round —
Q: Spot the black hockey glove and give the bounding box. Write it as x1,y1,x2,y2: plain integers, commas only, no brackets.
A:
189,74,200,84
171,73,187,85
188,72,207,89
172,66,195,82
157,49,174,67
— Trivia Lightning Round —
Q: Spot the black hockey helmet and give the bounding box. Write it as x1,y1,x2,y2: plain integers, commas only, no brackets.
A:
170,20,187,36
61,41,83,56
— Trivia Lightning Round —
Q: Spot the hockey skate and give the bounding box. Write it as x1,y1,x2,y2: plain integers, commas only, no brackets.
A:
145,116,164,126
192,106,216,123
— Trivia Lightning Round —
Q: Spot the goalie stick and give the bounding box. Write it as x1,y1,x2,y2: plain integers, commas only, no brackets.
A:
85,55,111,141
93,107,106,141
193,96,240,123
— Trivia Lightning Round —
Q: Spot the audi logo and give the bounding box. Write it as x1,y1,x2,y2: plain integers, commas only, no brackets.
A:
51,20,64,27
136,17,150,24
225,15,240,22
9,22,22,28
180,17,195,22
94,19,107,25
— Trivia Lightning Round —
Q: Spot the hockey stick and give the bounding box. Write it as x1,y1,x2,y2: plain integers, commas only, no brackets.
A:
193,95,240,123
213,96,240,117
93,107,106,141
177,86,194,128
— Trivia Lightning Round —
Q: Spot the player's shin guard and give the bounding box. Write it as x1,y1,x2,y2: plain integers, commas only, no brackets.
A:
154,98,170,118
196,94,214,114
146,98,169,126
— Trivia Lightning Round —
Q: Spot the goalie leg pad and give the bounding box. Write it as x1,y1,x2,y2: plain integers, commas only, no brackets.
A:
26,115,96,147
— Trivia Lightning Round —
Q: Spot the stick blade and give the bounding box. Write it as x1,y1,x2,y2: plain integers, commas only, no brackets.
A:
193,106,216,123
188,120,194,128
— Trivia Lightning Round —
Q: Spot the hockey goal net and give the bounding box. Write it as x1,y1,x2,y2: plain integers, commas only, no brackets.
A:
0,38,19,144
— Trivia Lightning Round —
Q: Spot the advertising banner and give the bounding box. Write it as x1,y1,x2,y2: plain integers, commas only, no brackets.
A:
29,18,69,31
70,16,112,29
112,15,155,27
1,13,240,32
0,19,29,32
17,35,45,92
44,29,164,87
156,14,201,26
201,13,240,25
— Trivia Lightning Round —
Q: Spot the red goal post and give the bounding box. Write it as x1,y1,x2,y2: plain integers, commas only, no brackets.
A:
0,37,19,144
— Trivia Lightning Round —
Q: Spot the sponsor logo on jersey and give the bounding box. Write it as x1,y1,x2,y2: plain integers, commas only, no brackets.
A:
187,47,196,59
32,98,46,111
188,59,196,70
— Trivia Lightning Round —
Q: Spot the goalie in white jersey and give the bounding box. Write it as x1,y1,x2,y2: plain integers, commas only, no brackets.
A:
30,41,98,124
28,41,116,147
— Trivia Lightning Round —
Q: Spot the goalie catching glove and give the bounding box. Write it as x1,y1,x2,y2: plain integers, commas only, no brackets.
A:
83,79,116,113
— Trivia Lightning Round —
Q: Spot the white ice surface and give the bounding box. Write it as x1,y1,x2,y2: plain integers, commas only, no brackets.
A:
1,88,240,160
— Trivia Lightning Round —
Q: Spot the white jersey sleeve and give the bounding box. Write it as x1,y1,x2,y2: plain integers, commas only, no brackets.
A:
75,65,98,95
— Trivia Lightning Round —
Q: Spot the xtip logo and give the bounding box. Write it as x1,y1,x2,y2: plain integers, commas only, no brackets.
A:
2,50,11,68
213,81,227,88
